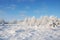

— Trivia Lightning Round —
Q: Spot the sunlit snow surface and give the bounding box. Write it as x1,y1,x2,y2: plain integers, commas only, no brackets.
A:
0,24,60,40
0,16,60,40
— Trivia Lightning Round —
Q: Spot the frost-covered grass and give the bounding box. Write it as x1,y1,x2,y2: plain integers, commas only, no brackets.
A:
0,16,60,40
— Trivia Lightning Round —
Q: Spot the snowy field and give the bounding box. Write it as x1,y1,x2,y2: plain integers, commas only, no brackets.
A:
0,16,60,40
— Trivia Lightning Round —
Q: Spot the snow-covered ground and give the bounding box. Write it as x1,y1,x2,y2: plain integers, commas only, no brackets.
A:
0,16,60,40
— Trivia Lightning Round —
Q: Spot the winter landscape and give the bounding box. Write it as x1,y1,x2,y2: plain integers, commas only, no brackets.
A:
0,16,60,40
0,0,60,40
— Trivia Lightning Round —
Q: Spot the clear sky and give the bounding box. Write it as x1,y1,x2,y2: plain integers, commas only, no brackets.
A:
0,0,60,21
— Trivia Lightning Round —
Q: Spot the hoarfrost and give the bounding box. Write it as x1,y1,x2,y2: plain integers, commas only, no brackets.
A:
0,16,60,40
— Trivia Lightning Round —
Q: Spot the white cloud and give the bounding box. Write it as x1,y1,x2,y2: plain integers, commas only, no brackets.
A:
33,10,40,14
6,4,16,10
17,0,26,2
29,0,36,2
19,11,27,14
24,6,30,10
0,10,6,14
17,0,36,2
19,11,27,17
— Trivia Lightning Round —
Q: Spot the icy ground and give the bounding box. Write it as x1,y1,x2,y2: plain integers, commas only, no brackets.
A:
0,16,60,40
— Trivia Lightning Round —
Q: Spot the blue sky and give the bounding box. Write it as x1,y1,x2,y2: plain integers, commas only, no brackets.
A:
0,0,60,21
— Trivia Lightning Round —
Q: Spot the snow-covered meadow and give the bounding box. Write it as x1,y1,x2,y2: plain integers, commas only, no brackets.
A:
0,16,60,40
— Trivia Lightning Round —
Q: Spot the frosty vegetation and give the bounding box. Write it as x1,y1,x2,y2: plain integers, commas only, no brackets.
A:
0,16,60,40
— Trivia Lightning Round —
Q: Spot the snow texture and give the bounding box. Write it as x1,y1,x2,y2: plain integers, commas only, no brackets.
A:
0,16,60,40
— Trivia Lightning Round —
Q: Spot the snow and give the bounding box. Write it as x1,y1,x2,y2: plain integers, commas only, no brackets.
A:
0,16,60,40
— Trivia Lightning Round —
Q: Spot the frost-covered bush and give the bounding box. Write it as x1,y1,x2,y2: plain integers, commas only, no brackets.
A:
0,16,60,40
